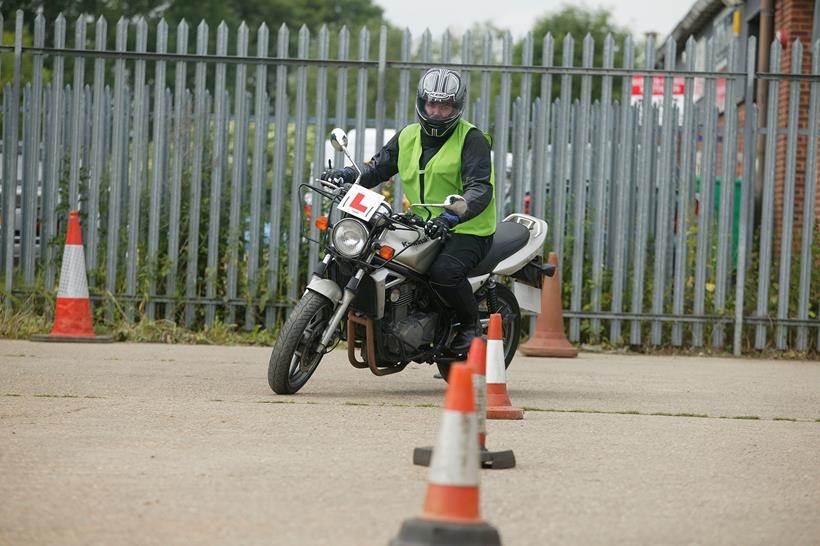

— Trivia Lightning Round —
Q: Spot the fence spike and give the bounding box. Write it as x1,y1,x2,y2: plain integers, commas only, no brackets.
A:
774,38,804,349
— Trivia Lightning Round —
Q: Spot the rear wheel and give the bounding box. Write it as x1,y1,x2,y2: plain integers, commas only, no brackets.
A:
436,283,521,379
268,291,334,394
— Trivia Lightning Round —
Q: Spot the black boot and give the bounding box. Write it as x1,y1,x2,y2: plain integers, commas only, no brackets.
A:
450,321,482,353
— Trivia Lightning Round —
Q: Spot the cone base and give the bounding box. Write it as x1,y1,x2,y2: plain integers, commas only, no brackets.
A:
31,334,113,343
519,334,578,357
412,446,433,466
413,446,516,470
390,517,501,546
486,405,524,420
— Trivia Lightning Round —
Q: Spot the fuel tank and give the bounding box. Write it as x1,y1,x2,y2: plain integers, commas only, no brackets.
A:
378,228,442,273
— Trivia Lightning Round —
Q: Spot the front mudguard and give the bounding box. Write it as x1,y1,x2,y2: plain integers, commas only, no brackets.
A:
305,277,342,306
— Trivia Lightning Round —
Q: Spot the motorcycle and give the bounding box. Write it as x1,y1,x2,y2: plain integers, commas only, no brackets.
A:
267,128,554,394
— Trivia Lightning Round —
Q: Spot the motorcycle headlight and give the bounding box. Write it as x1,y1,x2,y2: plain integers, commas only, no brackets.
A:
331,218,369,258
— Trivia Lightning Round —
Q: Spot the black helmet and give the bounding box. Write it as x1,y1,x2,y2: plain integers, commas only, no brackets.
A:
415,68,465,138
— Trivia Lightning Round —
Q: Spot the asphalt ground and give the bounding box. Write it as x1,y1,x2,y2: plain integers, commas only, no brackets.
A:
0,339,818,545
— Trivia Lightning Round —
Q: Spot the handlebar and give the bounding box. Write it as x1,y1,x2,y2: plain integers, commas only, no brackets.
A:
304,178,347,204
306,178,428,229
390,211,426,228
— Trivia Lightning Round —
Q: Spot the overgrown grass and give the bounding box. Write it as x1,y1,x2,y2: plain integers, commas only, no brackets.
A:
557,209,820,356
3,292,814,358
107,317,276,345
0,290,277,346
0,294,52,339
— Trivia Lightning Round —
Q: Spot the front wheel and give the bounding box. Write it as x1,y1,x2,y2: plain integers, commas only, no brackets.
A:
436,283,521,379
268,291,335,394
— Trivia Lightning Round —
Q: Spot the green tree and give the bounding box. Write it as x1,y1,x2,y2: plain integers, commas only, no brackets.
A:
518,5,631,103
161,0,384,42
3,0,392,109
2,0,386,52
447,21,508,115
1,1,156,46
1,28,31,88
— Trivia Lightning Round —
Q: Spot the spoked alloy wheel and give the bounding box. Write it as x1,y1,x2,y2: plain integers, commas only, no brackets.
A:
268,291,334,394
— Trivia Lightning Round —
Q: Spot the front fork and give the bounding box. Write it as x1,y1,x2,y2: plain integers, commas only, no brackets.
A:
316,267,366,353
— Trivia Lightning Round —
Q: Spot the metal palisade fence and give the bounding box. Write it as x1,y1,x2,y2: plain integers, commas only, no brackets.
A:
0,11,818,354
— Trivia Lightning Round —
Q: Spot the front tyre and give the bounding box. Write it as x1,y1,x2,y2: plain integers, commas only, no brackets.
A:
268,291,335,394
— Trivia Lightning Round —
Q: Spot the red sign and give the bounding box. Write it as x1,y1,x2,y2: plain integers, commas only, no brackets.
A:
337,185,386,221
349,193,369,213
631,76,686,96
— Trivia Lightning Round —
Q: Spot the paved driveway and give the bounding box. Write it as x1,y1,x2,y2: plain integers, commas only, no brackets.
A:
1,340,818,545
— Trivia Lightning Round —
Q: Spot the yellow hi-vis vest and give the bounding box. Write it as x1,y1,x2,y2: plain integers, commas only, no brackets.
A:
397,119,496,236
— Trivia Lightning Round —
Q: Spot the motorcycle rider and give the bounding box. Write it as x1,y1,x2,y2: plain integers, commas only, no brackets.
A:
321,67,496,353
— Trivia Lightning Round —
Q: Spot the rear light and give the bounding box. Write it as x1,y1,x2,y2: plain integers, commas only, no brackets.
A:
378,245,395,260
315,216,329,231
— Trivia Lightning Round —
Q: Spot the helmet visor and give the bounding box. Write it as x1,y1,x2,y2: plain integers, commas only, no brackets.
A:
423,100,460,119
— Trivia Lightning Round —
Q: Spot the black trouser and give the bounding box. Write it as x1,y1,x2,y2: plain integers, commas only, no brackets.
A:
427,232,494,327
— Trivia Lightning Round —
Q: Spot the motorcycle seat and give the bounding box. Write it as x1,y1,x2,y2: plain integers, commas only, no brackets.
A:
467,221,530,277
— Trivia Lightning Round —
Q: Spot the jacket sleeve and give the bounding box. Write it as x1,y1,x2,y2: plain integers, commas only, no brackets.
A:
356,130,401,189
458,128,494,222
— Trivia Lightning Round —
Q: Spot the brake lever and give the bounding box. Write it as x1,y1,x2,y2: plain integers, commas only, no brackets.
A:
315,178,339,190
393,213,424,229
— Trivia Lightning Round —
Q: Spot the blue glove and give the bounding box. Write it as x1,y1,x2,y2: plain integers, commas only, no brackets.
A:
424,212,460,239
320,166,357,185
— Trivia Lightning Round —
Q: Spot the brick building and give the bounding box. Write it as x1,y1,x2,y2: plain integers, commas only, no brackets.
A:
660,0,820,245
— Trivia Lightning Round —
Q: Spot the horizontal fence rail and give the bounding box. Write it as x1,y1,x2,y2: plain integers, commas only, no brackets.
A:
0,11,818,354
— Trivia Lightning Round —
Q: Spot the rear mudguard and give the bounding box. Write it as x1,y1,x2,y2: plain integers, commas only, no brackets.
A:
493,213,549,275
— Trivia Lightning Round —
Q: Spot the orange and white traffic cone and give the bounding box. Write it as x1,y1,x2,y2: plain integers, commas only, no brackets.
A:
518,251,578,357
32,211,111,343
486,313,523,420
413,339,516,470
391,364,502,546
468,337,516,469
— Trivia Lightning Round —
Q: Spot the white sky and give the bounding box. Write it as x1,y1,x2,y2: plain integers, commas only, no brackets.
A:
375,0,693,41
